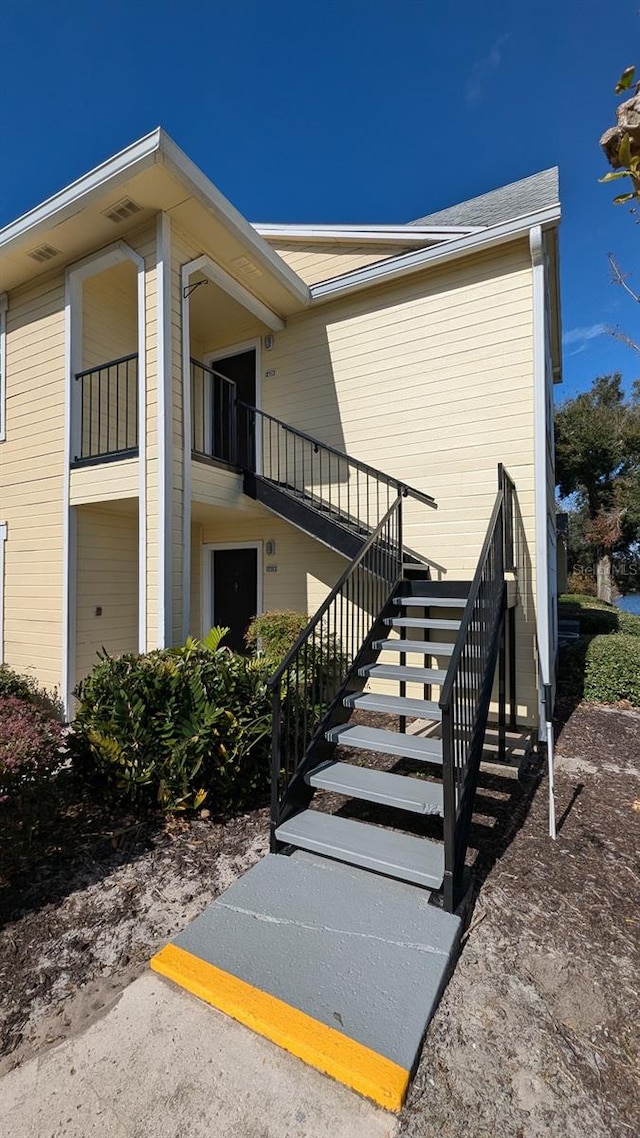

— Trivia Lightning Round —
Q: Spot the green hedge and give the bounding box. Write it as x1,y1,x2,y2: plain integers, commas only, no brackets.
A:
73,630,272,813
581,634,640,706
558,594,640,637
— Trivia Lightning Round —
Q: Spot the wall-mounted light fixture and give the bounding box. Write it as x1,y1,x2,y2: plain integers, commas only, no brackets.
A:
266,540,276,556
264,334,274,350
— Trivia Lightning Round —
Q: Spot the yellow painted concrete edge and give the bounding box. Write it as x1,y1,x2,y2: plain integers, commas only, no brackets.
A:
150,943,409,1111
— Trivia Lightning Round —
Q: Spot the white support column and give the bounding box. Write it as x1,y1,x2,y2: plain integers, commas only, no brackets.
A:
156,213,173,646
181,267,192,642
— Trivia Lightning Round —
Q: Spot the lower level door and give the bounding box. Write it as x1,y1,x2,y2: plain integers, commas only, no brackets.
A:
211,546,258,653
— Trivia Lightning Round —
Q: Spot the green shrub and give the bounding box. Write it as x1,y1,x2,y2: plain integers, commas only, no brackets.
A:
558,594,640,638
0,696,68,800
245,610,309,664
73,629,272,814
0,664,62,718
581,634,640,706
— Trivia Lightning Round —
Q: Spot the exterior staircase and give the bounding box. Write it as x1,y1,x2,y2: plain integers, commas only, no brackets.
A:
235,400,517,913
152,388,520,1106
192,367,518,909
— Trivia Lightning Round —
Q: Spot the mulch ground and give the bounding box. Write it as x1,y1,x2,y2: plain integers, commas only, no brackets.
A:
1,703,639,1136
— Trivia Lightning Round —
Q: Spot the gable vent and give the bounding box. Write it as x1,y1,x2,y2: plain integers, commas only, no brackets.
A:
102,197,143,224
28,243,61,264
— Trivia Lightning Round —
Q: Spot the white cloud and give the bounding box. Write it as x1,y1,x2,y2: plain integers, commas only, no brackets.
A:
465,34,511,104
562,323,607,354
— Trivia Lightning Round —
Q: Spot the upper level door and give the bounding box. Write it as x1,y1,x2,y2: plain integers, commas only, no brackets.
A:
209,348,257,470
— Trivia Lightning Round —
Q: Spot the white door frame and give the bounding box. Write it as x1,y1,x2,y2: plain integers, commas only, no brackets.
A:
201,541,263,638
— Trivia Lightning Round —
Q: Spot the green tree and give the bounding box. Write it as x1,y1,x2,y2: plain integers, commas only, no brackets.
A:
555,374,640,601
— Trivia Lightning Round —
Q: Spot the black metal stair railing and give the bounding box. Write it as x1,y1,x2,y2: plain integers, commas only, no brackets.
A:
74,353,138,464
238,402,437,533
440,464,516,912
267,494,407,842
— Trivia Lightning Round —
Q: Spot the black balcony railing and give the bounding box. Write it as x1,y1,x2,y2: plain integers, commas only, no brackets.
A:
74,353,138,464
190,359,237,465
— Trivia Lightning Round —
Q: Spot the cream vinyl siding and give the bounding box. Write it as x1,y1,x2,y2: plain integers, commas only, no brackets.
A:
184,238,538,721
271,242,414,286
70,458,138,505
81,260,137,370
1,270,66,692
194,501,345,637
75,504,138,684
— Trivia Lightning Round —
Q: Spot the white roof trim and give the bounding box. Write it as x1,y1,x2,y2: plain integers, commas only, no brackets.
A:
0,129,162,252
309,203,562,303
0,128,310,307
254,223,482,245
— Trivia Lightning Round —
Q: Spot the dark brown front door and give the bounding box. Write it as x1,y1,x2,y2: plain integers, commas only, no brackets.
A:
212,547,258,653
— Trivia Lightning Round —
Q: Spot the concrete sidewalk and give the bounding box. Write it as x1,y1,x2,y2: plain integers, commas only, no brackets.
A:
0,972,397,1138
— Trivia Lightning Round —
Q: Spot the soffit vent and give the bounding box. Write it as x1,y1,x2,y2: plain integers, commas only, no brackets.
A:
231,254,263,279
28,243,61,264
102,197,143,224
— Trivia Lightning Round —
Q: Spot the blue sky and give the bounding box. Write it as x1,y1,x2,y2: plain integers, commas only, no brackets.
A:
2,0,640,402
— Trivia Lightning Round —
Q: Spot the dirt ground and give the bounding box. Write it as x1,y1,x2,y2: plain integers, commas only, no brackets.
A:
1,704,639,1135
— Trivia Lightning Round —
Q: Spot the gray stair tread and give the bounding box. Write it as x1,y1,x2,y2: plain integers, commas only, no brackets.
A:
308,761,444,815
275,810,445,889
373,638,454,655
344,691,443,719
386,616,461,630
326,722,443,762
395,596,467,607
360,662,448,684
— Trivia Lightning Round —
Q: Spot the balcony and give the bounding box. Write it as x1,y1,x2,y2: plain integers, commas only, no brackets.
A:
73,353,139,466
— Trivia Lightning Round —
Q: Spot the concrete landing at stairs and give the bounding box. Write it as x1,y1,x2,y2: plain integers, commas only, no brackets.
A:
151,851,461,1111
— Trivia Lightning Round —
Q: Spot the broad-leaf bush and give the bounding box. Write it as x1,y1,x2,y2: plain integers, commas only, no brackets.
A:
0,696,67,800
73,630,272,813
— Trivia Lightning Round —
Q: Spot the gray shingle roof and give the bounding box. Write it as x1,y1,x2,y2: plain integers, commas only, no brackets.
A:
410,168,559,229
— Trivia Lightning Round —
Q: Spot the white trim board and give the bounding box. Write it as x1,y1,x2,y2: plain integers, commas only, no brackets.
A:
530,224,553,739
201,541,263,639
309,204,562,304
254,223,481,245
0,522,6,665
156,213,173,647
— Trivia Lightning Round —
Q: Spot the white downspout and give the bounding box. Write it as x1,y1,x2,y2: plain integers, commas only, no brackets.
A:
530,224,556,838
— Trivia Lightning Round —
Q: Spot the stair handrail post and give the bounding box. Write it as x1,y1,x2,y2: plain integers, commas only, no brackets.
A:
441,704,457,912
270,681,282,849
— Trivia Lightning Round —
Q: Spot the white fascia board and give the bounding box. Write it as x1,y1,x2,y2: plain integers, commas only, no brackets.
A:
253,223,482,244
309,203,562,304
0,129,162,255
158,132,309,306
